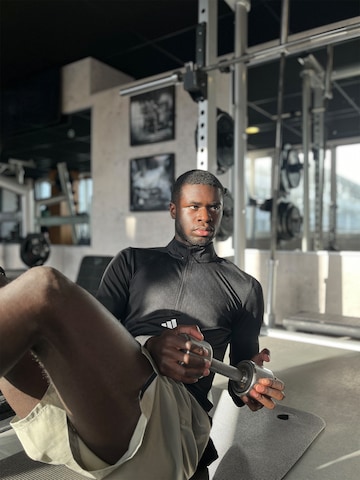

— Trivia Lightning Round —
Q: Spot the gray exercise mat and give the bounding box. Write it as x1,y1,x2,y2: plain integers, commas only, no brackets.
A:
209,391,326,480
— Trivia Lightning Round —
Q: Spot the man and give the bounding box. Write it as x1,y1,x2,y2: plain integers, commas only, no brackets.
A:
96,169,285,477
0,170,284,479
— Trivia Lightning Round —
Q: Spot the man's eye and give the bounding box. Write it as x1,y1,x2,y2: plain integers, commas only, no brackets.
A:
190,205,198,210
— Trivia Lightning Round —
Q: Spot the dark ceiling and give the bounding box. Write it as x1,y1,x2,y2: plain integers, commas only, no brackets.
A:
0,0,359,179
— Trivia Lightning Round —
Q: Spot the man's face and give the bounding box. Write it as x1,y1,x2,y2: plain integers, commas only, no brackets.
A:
170,183,223,247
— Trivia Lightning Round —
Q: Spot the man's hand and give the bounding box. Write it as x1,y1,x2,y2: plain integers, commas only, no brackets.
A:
241,348,286,411
145,325,211,383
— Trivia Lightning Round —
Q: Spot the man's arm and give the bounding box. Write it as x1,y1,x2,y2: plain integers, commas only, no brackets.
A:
96,249,133,320
228,277,264,371
228,277,285,410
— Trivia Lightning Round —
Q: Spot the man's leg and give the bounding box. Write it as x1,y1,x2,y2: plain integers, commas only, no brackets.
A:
0,270,48,417
0,266,153,464
0,351,49,418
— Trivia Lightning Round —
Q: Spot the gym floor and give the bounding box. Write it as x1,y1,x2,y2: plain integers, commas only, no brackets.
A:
1,335,359,479
212,335,360,480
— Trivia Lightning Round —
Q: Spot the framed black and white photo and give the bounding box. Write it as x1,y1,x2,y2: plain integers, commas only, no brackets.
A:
130,153,175,211
130,86,175,146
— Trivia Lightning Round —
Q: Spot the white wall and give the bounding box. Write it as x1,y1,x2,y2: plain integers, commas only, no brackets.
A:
245,250,360,323
1,58,359,324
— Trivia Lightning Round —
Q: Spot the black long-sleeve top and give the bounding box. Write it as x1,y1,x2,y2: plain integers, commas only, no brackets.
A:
96,238,264,412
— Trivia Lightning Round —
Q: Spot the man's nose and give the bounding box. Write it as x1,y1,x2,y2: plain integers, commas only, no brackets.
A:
198,207,212,222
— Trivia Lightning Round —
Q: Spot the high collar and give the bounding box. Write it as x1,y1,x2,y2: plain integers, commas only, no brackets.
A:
166,237,219,263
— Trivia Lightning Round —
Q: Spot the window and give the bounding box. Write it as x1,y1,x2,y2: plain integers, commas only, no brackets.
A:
335,144,360,234
246,142,360,249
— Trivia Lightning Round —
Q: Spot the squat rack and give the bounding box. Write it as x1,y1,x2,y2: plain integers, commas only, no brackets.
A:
120,1,360,344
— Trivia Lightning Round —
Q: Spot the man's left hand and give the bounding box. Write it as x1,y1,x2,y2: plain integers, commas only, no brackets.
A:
241,348,286,411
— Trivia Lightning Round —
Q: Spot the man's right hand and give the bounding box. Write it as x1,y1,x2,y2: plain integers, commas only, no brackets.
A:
145,325,211,383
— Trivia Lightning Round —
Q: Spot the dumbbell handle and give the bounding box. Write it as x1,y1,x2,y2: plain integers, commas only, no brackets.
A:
181,334,273,389
210,357,244,382
181,334,244,382
210,357,275,398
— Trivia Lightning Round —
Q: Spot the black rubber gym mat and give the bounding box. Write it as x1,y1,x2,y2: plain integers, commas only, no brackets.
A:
209,395,326,480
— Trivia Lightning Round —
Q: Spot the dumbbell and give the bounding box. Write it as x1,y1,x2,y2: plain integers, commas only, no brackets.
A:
182,335,274,397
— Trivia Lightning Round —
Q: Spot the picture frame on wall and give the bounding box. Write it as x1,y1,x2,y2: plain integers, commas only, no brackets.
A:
130,86,175,146
130,153,175,211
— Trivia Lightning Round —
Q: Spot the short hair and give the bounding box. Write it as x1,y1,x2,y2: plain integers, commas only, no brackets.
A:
171,170,225,203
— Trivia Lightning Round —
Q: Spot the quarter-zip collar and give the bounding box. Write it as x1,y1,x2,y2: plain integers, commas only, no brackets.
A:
166,237,219,263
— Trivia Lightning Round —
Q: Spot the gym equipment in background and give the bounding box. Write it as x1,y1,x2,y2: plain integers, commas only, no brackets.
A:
20,233,50,267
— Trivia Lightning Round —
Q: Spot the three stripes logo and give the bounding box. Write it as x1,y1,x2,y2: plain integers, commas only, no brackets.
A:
161,318,178,329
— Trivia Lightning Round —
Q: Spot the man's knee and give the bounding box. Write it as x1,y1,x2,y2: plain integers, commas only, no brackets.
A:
18,267,70,321
0,266,62,309
25,266,66,293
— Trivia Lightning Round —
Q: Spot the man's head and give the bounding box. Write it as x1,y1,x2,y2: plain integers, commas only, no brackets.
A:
170,170,224,247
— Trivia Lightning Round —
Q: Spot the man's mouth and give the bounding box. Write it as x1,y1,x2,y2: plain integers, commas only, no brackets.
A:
194,227,213,236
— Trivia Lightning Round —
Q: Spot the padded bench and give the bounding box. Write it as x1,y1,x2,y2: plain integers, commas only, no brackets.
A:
283,311,360,339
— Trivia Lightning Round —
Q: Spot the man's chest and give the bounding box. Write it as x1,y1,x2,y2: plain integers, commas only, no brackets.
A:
127,259,245,325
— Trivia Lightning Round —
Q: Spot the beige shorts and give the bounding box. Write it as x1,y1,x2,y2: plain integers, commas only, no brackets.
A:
10,347,210,480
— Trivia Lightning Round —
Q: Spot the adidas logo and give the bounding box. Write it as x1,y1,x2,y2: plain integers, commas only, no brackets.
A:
161,318,178,329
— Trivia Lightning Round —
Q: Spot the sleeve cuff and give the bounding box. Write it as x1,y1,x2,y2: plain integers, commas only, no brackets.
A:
228,380,245,407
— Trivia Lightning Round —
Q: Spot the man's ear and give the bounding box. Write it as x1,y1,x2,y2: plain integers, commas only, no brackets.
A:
169,202,176,219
